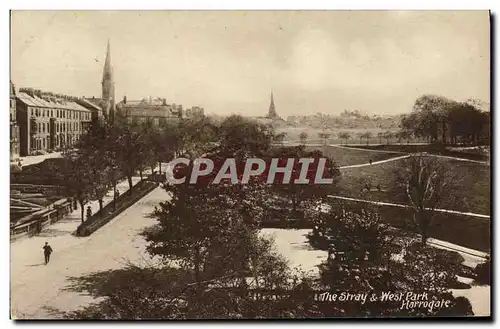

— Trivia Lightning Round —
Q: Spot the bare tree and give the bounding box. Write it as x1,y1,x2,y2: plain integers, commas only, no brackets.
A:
394,154,458,245
299,132,308,145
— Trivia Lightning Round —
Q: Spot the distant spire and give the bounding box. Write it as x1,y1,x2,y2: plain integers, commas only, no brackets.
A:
268,91,278,118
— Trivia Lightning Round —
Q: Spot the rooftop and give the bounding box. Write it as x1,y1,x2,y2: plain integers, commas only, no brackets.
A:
17,92,91,112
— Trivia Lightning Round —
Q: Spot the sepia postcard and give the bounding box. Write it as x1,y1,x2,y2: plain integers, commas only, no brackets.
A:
9,10,491,320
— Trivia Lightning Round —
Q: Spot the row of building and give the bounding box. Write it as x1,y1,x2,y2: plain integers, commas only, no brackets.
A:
10,41,205,160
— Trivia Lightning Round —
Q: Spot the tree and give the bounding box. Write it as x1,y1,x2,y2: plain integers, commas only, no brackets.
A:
377,132,384,144
299,132,308,145
361,132,372,145
268,146,341,221
398,130,412,144
77,123,117,213
356,132,364,144
318,132,330,145
217,115,277,158
110,118,144,195
60,151,94,222
338,132,351,145
383,131,393,145
61,237,318,319
394,154,459,244
180,116,218,157
308,202,473,316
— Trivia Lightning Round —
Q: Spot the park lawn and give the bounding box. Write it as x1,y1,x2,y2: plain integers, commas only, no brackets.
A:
327,198,490,253
350,144,490,162
305,145,403,167
335,157,490,216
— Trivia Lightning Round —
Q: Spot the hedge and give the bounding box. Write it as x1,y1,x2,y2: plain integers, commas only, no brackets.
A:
76,180,158,237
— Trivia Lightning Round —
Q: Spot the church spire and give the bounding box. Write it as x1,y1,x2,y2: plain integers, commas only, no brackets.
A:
101,39,115,123
102,39,112,87
268,91,278,118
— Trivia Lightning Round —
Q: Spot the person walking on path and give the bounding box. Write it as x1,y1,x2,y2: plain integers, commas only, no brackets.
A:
86,205,92,219
369,158,373,165
43,242,53,265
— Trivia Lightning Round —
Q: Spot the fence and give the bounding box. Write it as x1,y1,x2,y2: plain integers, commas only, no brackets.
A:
11,184,63,195
10,199,73,239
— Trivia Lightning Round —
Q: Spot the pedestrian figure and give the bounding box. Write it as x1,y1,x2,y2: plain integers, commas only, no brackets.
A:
43,242,53,265
86,205,92,219
115,189,120,198
73,199,77,210
377,184,382,192
369,158,373,165
67,197,73,211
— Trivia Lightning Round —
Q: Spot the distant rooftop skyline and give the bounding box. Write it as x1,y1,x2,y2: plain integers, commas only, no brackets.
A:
11,11,490,116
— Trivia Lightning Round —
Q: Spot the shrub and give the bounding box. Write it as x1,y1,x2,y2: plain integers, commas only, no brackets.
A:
474,258,491,285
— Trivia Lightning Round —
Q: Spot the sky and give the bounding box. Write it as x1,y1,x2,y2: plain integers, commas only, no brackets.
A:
11,11,490,116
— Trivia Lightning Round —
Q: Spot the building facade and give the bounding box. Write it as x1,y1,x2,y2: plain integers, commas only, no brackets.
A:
184,106,205,118
16,89,92,156
10,81,20,161
115,96,183,126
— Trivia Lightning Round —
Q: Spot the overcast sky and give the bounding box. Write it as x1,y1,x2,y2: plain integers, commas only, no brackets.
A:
11,11,490,116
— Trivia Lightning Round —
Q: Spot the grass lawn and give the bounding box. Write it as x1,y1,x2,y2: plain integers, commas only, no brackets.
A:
336,157,490,216
328,198,490,253
350,144,490,162
305,145,403,167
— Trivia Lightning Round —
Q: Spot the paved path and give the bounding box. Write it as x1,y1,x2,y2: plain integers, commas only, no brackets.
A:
339,154,412,169
10,185,165,319
328,144,406,154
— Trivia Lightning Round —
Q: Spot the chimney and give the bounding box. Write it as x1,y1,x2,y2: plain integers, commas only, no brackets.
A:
162,98,166,106
149,96,152,104
123,95,127,104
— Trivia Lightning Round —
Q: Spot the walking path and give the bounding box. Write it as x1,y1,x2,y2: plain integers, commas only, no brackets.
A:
10,178,160,319
339,154,412,169
328,144,406,154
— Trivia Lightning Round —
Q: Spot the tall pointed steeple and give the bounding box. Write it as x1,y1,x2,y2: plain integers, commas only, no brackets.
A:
101,39,115,122
268,91,278,118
